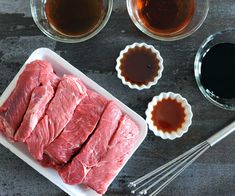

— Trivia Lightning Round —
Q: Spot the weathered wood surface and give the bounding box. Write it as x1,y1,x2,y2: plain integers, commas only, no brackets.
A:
0,0,235,195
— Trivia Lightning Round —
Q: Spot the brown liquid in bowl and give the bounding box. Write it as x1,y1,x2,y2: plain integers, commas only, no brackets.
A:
151,98,186,133
134,0,195,35
120,46,160,85
45,0,105,36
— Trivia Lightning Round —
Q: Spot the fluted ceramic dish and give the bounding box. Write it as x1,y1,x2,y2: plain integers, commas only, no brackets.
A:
116,43,164,90
146,92,193,140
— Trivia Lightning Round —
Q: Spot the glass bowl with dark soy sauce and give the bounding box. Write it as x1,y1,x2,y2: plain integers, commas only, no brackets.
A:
31,0,113,43
195,29,235,110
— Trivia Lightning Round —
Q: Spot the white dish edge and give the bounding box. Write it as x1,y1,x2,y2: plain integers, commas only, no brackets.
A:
0,48,148,196
116,42,164,90
145,92,193,140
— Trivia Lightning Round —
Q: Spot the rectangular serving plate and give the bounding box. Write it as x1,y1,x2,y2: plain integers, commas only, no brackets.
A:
0,48,148,196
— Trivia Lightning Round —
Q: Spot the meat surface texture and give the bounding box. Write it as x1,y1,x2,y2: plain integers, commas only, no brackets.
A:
0,58,140,195
59,101,122,184
83,115,139,194
44,89,107,165
0,60,59,140
14,85,54,142
26,75,87,160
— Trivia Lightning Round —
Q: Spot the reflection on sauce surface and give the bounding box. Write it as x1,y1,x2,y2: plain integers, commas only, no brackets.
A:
151,98,186,133
120,46,160,85
134,0,195,35
201,43,235,99
45,0,105,36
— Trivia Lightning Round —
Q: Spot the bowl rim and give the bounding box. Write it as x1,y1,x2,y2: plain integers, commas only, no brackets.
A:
115,42,164,90
30,0,113,43
194,28,235,111
145,92,193,140
126,0,210,41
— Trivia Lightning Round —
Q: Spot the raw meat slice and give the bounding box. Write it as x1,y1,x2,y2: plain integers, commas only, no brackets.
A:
44,89,107,165
40,154,62,170
14,85,54,142
83,115,139,194
0,60,59,140
26,75,87,160
59,101,122,184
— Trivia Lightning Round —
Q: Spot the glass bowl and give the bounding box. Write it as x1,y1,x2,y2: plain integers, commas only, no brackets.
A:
194,29,235,110
30,0,113,43
126,0,209,41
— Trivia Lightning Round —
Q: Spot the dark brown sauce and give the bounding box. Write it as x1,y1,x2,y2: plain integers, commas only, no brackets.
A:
201,43,235,99
45,0,105,36
151,98,186,133
120,46,160,85
134,0,195,35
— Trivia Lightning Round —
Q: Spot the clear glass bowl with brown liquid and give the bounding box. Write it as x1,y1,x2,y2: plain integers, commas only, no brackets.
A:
31,0,113,43
127,0,209,41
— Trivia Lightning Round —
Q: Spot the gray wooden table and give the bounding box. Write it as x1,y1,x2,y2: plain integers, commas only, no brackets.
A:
0,1,235,196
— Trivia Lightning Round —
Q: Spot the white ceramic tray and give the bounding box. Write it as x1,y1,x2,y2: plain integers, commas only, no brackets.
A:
0,48,148,196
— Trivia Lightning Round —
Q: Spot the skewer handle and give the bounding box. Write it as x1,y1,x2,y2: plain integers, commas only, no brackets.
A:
207,121,235,146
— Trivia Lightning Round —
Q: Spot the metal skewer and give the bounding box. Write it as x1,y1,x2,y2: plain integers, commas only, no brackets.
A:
129,121,235,196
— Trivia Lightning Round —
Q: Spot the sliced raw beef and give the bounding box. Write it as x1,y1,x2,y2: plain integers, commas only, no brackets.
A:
44,89,107,165
14,85,54,142
40,154,62,170
26,75,87,160
59,101,122,184
0,60,59,140
83,115,139,194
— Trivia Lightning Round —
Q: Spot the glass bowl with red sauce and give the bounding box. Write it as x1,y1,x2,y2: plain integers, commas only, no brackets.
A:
127,0,209,41
30,0,113,43
146,92,193,140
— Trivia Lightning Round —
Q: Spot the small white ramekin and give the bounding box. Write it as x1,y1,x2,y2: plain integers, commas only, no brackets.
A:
116,43,164,90
145,92,193,140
